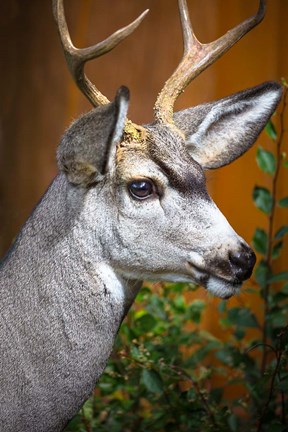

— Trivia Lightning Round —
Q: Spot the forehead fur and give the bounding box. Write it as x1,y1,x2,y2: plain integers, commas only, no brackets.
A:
116,124,207,197
147,125,207,195
116,138,150,178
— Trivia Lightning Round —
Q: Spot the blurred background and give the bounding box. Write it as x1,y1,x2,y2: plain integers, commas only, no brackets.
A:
1,0,287,332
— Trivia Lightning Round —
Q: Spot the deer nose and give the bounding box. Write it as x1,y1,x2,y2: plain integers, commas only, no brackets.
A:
229,246,256,282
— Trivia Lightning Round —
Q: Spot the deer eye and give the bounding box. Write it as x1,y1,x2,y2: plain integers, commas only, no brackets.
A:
128,179,155,200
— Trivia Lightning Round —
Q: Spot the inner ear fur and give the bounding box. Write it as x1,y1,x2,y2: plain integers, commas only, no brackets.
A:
57,87,129,186
173,81,282,169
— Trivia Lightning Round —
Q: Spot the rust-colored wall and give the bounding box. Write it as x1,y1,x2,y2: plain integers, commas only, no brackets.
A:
1,1,287,327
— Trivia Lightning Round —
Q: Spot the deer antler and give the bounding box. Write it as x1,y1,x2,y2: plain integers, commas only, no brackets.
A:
154,0,266,125
52,0,149,107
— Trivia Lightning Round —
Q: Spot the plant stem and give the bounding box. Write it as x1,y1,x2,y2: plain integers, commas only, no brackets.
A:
167,364,218,428
257,328,287,430
279,373,286,425
261,84,288,375
257,350,283,431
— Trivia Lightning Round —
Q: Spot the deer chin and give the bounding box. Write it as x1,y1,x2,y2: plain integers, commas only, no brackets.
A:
206,276,242,299
185,261,241,299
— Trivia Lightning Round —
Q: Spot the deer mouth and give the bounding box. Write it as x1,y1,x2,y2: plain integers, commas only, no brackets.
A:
206,275,242,299
186,261,242,299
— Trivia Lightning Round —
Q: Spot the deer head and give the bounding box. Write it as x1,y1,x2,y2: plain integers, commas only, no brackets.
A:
53,0,282,300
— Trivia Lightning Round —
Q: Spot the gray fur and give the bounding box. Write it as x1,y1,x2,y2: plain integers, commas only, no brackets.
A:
0,82,282,431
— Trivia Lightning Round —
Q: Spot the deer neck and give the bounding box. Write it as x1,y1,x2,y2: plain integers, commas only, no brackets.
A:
3,173,142,329
0,174,141,431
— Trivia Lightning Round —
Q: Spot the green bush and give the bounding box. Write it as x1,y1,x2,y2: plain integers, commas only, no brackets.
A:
65,82,288,432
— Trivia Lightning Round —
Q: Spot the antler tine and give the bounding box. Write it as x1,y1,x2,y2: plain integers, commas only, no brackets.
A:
52,0,149,107
154,0,266,125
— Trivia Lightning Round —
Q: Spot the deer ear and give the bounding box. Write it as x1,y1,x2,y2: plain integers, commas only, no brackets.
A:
57,86,129,186
174,82,282,169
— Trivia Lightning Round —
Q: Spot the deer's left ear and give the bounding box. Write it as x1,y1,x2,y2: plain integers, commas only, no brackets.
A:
174,82,282,169
57,86,129,186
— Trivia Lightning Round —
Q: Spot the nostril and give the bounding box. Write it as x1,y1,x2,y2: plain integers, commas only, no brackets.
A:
229,251,245,267
229,248,256,281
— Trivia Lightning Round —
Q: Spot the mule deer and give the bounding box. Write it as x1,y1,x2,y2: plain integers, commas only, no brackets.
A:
0,0,282,430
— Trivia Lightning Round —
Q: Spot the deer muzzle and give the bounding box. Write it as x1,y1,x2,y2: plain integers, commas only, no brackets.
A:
186,240,256,299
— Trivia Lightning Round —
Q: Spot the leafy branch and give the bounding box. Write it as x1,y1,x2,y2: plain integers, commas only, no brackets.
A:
260,81,288,374
257,326,288,431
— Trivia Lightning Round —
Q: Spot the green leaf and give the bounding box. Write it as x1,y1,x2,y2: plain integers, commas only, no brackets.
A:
274,225,288,240
267,423,288,432
278,196,288,208
254,260,269,289
277,376,288,391
227,413,239,432
173,295,186,312
265,120,277,140
227,307,259,328
168,282,186,293
135,314,157,332
141,369,164,394
256,147,276,175
269,308,287,327
268,271,288,283
252,228,268,255
188,300,206,323
253,186,273,214
272,241,283,259
218,301,227,313
136,286,152,302
234,327,246,340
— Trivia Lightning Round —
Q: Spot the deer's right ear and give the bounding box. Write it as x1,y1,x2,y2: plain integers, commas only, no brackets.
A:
173,82,282,169
57,86,129,186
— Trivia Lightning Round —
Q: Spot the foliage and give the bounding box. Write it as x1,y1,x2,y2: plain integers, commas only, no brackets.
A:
65,83,288,432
